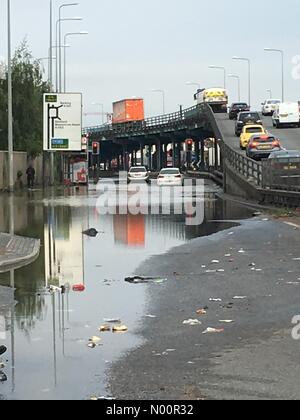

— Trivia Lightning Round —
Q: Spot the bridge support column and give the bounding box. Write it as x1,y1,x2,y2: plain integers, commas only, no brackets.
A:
140,143,144,166
157,141,163,171
123,145,128,171
200,139,206,171
194,140,200,166
172,141,176,167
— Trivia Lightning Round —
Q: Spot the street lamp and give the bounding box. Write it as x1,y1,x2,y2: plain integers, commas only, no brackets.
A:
63,31,88,92
7,0,13,192
151,89,165,114
228,74,241,102
58,3,79,92
186,81,201,89
55,16,82,92
233,56,251,107
91,102,105,124
209,65,226,89
264,48,284,102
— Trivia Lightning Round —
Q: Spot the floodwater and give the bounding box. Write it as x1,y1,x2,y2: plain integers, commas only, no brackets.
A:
0,180,253,400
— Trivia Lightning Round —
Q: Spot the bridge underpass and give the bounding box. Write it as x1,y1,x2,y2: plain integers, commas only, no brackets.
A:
84,104,300,206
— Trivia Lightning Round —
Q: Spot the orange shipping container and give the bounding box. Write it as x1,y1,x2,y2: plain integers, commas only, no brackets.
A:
112,99,145,124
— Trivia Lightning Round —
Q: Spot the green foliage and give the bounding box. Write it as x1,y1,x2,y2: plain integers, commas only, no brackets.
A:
0,39,50,157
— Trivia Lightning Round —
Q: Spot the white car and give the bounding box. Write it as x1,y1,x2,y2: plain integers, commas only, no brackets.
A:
262,99,281,116
157,168,183,186
272,103,300,128
128,166,150,183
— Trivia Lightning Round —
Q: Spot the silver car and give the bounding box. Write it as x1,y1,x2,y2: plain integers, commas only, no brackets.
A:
246,134,282,161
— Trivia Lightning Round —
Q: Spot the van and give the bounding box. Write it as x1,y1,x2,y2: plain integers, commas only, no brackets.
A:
272,103,300,128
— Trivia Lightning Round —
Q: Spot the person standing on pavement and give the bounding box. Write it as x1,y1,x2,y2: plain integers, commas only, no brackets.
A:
26,164,35,189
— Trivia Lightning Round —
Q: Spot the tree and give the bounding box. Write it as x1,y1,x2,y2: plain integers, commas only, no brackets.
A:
0,39,50,157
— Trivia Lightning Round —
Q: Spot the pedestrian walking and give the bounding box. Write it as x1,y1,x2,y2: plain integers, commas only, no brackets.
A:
26,164,35,189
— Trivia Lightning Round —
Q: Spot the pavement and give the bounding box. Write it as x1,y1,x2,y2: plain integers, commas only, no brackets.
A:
109,216,300,400
0,233,40,273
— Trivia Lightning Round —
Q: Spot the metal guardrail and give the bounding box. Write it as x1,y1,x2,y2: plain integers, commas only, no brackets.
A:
262,158,300,192
83,104,204,137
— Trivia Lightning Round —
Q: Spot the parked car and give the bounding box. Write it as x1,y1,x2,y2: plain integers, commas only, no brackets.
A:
157,168,183,186
128,166,150,183
268,150,300,159
240,125,267,150
229,103,250,120
261,99,281,116
246,134,282,161
272,102,300,128
235,112,262,136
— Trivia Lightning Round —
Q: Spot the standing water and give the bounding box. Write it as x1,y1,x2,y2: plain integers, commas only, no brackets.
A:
0,181,253,400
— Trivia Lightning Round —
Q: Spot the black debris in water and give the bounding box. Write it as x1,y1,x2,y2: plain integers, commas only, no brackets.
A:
83,228,99,238
0,346,7,356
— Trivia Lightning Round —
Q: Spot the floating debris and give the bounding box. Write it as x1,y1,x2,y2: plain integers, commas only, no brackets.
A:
104,318,121,324
233,296,247,300
99,325,111,332
209,298,222,302
219,320,234,324
89,336,102,345
196,309,207,316
83,228,99,238
0,346,7,356
125,276,167,285
112,325,128,333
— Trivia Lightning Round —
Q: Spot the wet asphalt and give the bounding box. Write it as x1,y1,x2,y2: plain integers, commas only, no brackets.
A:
109,217,300,400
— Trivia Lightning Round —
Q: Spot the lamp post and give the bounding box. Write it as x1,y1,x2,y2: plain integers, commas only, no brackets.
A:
209,65,226,89
49,0,54,89
58,3,79,92
63,31,88,93
233,56,251,107
151,89,165,115
264,48,284,102
186,81,201,89
7,0,13,192
267,89,273,99
228,74,241,102
55,16,82,92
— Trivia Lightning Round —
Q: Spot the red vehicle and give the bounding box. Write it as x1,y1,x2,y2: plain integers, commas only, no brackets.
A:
112,99,145,124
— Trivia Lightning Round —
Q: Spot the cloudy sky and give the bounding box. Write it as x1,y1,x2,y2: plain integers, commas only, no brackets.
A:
1,0,300,126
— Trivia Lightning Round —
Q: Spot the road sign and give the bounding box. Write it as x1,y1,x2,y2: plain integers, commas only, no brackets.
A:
43,93,82,151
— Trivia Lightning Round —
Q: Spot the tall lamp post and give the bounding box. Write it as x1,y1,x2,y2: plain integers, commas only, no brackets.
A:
186,81,201,89
233,56,251,107
264,48,284,102
7,0,13,192
56,16,82,92
58,3,79,92
228,74,241,102
151,89,166,115
63,31,88,93
209,65,226,89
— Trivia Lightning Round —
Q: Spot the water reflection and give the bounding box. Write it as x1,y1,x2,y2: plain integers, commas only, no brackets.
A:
0,184,253,400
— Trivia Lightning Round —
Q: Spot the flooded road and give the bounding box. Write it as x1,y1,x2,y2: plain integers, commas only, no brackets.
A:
0,181,254,400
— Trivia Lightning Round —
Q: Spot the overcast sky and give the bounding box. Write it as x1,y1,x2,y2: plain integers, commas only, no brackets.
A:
1,0,300,126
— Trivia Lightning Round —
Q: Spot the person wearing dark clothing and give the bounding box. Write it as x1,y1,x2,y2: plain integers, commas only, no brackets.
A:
26,165,35,189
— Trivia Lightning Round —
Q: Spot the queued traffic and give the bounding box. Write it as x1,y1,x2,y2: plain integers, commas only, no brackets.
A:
228,99,300,161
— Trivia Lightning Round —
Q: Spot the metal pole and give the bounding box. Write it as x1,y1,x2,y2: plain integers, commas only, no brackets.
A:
281,50,284,102
223,68,226,90
248,60,251,108
161,91,165,115
237,76,241,102
55,20,59,92
49,0,53,89
7,0,14,192
59,7,62,93
64,34,67,93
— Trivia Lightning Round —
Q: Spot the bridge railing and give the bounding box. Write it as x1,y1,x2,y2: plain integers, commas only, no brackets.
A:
83,104,202,136
262,158,300,192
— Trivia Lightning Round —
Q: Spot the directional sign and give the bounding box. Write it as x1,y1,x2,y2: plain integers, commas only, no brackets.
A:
43,93,82,151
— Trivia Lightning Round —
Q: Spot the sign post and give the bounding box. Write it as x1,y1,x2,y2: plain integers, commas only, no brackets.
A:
43,93,82,152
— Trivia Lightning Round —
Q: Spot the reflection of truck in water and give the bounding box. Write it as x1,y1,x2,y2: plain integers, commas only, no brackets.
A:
112,98,145,124
194,88,228,113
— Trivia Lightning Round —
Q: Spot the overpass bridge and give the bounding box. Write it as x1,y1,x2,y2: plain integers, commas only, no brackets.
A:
84,104,300,207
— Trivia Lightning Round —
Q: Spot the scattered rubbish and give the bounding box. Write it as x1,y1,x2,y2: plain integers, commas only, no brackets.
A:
165,349,176,353
225,254,231,257
196,309,207,316
249,263,256,267
145,315,157,319
0,363,5,369
0,372,8,383
187,361,195,365
88,342,96,349
253,211,262,217
183,319,202,326
211,260,220,264
0,345,7,356
287,282,299,285
219,320,234,324
89,336,102,345
217,269,225,273
238,249,246,254
90,396,116,401
99,325,111,332
104,318,121,324
112,325,128,333
233,296,247,300
83,228,99,238
201,265,206,268
293,258,300,261
206,270,217,274
228,232,234,236
125,276,167,285
209,298,222,302
72,284,85,292
203,328,224,334
49,285,63,293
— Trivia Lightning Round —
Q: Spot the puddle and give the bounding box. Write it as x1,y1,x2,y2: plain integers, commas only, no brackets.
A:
0,181,254,400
